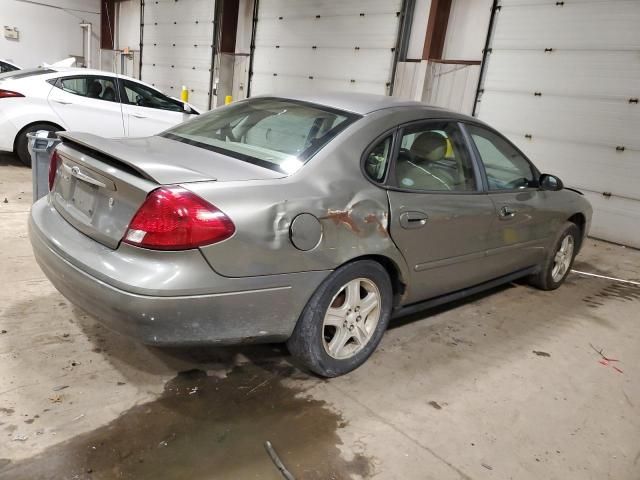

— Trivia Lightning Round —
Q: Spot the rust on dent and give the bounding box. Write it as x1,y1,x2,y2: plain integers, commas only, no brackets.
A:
324,209,361,234
364,213,389,237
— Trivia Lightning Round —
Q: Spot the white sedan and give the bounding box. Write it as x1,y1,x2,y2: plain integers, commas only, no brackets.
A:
0,67,199,165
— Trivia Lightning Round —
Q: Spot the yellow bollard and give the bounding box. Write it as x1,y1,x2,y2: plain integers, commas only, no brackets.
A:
225,95,232,105
180,85,189,103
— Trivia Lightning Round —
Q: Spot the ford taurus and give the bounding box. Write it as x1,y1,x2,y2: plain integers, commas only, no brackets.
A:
29,93,592,377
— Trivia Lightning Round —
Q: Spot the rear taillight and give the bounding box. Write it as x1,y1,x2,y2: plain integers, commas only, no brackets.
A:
123,186,235,250
48,150,60,191
0,89,24,99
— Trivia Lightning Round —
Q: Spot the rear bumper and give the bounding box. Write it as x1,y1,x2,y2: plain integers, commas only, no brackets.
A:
29,198,329,345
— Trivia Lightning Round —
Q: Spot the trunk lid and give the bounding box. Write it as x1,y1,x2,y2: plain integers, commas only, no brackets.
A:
50,133,282,249
57,132,284,184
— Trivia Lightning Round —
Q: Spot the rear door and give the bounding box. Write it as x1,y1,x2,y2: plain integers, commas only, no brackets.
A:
47,75,125,137
464,123,549,275
386,120,496,303
120,80,196,137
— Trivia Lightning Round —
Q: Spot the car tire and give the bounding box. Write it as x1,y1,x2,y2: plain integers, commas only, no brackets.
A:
15,123,60,167
529,222,580,291
287,260,393,377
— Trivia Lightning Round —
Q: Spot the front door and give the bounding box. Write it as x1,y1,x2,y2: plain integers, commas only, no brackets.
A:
387,121,496,303
120,80,196,137
464,123,549,276
47,75,125,137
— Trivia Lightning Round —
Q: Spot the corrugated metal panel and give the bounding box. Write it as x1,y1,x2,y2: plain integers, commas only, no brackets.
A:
484,50,640,99
481,93,640,151
504,134,640,203
141,0,215,110
492,1,640,50
477,1,640,247
251,0,403,96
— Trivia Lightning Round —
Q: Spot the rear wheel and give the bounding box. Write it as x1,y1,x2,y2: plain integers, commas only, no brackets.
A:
529,222,579,290
15,123,60,167
287,260,392,377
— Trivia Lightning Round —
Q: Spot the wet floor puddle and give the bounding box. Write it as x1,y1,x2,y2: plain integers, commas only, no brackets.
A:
582,281,640,308
0,364,372,480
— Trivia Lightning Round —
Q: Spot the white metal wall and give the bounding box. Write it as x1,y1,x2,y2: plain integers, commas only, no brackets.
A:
1,0,101,68
141,0,215,110
476,0,640,248
250,0,403,96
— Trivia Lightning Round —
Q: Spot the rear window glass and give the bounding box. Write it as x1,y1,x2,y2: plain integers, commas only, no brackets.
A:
0,68,55,80
162,98,360,174
0,61,19,73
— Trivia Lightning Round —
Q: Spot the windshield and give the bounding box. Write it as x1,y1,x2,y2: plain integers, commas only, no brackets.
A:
162,98,360,174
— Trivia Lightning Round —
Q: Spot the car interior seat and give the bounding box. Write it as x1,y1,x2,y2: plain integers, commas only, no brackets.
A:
102,86,116,101
396,132,455,190
87,80,103,98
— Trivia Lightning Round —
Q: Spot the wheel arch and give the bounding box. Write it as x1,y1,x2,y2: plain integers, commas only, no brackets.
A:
13,120,65,153
341,254,407,307
567,212,586,251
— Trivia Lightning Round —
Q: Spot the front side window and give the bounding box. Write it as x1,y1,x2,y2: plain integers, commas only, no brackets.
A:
163,98,359,174
394,122,477,192
123,80,183,112
467,124,536,190
364,136,392,183
57,76,119,102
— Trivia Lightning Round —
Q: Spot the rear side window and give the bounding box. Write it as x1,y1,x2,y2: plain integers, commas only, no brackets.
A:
163,98,360,174
364,136,392,183
54,76,120,103
394,122,477,192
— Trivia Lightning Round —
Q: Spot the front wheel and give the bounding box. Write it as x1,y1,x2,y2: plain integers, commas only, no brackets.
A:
529,222,580,290
287,260,392,377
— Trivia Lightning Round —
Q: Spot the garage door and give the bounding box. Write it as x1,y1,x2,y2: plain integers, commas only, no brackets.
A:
250,0,404,96
141,0,216,110
475,0,640,248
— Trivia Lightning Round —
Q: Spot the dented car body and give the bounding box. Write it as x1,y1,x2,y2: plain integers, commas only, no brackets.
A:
29,93,591,375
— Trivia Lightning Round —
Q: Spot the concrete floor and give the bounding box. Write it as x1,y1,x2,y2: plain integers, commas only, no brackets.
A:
0,153,639,479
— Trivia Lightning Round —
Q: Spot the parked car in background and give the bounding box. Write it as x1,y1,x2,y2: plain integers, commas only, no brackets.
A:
0,59,20,73
29,94,592,377
0,67,199,165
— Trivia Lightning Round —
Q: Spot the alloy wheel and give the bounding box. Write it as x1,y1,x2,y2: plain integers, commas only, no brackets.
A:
322,278,381,360
551,234,574,282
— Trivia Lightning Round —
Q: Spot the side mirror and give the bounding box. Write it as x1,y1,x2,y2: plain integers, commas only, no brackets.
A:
182,103,193,114
539,173,563,191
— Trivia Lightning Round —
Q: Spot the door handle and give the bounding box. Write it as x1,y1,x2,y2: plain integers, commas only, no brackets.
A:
399,211,428,229
499,206,517,218
53,100,73,105
132,114,147,119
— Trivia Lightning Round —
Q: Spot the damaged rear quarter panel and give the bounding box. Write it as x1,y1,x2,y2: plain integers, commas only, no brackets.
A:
190,108,430,282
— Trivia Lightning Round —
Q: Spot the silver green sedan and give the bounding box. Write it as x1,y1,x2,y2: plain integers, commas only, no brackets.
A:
29,93,592,377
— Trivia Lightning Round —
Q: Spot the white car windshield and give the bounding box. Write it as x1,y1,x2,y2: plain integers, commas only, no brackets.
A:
162,98,359,174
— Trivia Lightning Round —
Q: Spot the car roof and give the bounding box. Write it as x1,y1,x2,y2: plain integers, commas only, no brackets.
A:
264,91,476,121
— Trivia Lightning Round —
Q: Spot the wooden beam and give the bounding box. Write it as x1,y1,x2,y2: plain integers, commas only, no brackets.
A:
422,0,453,60
220,0,240,54
100,0,116,50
